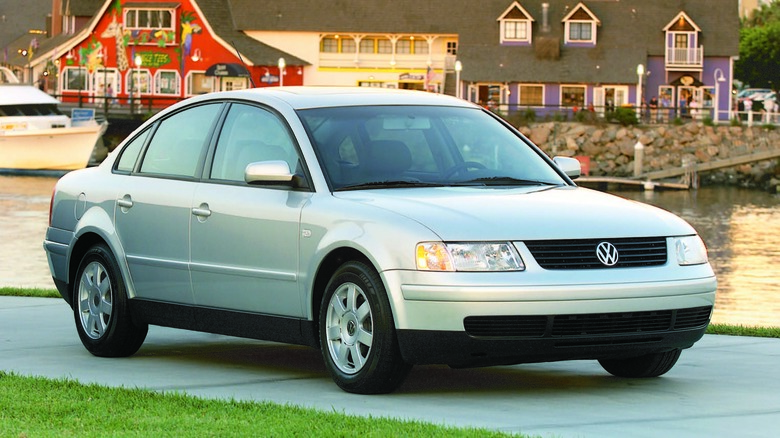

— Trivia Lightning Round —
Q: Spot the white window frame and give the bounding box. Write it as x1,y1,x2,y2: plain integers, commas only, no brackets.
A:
518,84,545,107
566,21,595,43
124,7,175,33
154,69,180,95
127,69,152,95
61,66,88,92
496,2,534,44
186,71,215,97
560,85,587,107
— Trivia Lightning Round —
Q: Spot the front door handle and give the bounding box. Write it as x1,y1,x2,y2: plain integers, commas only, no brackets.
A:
192,203,211,219
117,195,133,211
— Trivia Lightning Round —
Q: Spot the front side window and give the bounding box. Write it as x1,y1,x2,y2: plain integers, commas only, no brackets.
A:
210,103,298,182
139,103,222,178
299,106,564,190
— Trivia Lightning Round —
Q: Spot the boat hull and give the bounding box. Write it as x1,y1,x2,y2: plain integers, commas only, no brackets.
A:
0,124,106,170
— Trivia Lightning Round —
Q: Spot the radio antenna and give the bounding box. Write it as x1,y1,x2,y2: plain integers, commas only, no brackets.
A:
231,40,256,88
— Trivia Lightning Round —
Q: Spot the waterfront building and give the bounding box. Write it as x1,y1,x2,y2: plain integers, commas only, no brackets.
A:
2,0,739,122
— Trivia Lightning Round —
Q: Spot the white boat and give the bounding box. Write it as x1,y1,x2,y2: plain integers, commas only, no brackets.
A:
1,68,107,171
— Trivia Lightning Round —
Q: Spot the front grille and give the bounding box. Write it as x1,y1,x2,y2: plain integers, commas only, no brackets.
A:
464,306,711,338
524,237,667,269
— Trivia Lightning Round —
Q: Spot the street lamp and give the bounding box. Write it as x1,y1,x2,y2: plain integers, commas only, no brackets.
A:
454,60,462,99
713,68,726,123
134,55,142,112
278,57,286,87
636,63,644,122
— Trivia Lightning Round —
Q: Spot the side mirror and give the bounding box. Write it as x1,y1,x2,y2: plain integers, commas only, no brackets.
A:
245,160,294,184
552,156,582,179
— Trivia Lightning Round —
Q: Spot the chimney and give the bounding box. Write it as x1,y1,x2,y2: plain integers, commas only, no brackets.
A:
51,0,62,36
542,3,550,33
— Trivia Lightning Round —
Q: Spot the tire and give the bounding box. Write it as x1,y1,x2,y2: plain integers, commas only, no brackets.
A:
319,260,411,394
599,349,682,378
73,244,148,357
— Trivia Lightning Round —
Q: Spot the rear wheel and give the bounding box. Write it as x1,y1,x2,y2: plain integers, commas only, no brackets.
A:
319,260,411,394
599,349,682,378
73,244,148,357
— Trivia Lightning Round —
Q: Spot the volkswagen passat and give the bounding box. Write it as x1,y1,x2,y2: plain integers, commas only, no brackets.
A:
44,87,716,394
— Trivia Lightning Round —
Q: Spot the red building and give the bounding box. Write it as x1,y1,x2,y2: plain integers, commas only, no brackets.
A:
56,0,306,107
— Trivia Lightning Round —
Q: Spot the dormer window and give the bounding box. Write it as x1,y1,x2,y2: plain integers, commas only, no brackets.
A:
562,2,600,45
663,12,703,69
497,2,535,45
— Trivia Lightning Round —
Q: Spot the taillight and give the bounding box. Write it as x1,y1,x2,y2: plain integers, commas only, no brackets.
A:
48,189,55,226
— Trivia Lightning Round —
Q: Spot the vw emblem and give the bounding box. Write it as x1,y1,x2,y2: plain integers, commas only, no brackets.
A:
596,242,619,266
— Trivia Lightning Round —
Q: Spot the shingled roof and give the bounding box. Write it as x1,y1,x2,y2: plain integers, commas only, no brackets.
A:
226,0,739,84
195,0,308,66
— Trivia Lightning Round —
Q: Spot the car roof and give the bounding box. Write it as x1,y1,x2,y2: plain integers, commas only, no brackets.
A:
181,86,478,111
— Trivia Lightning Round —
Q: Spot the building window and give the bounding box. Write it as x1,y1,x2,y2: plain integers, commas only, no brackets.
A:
186,71,215,96
413,39,428,55
341,38,356,54
446,41,458,55
396,39,411,54
62,67,87,91
568,22,592,41
519,84,543,106
321,36,338,53
127,69,151,95
561,85,586,107
125,8,174,31
155,70,180,95
359,39,375,53
503,20,528,41
562,3,600,44
674,33,688,48
377,38,392,54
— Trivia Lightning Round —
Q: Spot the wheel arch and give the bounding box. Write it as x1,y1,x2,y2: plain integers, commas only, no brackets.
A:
309,247,373,348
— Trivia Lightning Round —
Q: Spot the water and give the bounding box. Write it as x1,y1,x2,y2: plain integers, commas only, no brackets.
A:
1,175,778,327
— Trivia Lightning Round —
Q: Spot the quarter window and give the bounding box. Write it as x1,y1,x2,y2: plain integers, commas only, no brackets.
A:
139,104,222,178
115,128,151,173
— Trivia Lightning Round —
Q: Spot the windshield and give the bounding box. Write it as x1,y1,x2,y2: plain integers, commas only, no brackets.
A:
297,105,566,191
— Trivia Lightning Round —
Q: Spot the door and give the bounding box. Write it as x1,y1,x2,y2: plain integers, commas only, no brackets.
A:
114,102,223,304
190,103,310,316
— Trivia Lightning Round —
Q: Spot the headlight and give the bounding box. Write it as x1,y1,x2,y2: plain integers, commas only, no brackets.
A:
673,235,708,266
416,242,525,272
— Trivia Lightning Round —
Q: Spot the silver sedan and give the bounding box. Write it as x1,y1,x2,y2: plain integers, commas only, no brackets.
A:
44,87,716,394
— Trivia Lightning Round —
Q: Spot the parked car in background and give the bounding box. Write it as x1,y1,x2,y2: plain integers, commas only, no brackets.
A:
736,88,772,115
44,87,717,394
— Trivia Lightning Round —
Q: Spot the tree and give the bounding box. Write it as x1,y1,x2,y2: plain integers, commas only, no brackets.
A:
735,22,780,89
736,1,780,89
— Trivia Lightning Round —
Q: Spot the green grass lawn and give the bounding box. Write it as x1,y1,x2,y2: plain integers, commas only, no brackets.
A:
0,372,517,437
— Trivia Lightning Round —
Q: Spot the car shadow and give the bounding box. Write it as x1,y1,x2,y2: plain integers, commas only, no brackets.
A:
131,332,683,395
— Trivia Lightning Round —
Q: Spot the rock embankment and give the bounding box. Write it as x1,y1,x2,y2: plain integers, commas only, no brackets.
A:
516,122,780,191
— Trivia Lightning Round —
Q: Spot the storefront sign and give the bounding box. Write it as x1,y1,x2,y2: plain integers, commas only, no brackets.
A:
137,52,172,68
205,63,250,77
399,73,424,81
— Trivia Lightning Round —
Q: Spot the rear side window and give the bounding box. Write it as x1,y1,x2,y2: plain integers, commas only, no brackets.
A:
115,128,150,173
139,103,222,178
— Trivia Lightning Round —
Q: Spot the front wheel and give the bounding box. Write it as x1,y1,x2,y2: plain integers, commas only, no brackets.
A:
319,261,411,394
73,244,148,357
599,349,682,378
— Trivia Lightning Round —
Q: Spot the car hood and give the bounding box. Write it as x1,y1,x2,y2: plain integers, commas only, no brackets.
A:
334,186,696,241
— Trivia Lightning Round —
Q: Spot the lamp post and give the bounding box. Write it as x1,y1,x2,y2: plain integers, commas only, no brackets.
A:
278,57,286,87
454,60,462,99
134,55,142,113
636,63,644,122
713,68,726,123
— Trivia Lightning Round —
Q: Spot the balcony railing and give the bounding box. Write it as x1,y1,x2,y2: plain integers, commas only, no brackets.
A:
666,46,703,69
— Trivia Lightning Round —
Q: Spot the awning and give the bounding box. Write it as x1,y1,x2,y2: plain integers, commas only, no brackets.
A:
205,63,250,77
670,74,705,87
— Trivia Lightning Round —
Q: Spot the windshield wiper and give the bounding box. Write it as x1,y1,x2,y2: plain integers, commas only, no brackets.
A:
451,176,559,186
337,180,446,191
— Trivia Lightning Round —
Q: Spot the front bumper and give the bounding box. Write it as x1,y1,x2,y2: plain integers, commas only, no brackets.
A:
382,268,717,366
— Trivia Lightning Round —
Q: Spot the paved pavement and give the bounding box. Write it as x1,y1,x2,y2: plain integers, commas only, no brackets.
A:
2,296,779,437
